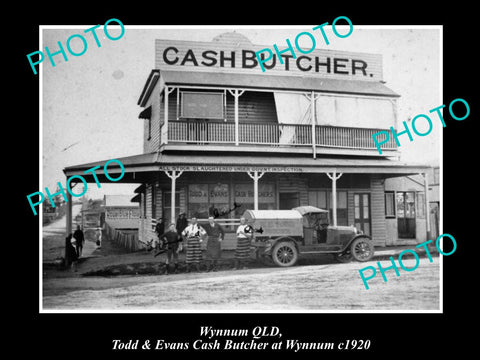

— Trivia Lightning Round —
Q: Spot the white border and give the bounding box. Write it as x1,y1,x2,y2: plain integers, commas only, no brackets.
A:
39,24,443,314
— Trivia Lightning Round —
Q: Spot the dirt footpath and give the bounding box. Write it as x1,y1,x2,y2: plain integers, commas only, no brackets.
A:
42,258,440,311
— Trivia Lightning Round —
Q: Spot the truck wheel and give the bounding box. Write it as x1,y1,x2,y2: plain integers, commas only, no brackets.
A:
350,237,374,262
272,241,298,267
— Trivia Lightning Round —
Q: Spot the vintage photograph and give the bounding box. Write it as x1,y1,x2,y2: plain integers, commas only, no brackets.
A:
40,25,442,312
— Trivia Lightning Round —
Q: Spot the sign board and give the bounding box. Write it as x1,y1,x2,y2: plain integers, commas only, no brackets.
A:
155,38,383,81
158,165,304,173
234,183,275,204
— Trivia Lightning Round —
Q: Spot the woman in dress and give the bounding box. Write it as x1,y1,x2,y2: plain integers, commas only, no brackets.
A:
234,217,253,270
181,217,206,272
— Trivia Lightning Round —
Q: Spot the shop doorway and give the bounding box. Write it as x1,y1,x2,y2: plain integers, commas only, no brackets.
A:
354,193,371,236
397,191,416,238
279,192,300,210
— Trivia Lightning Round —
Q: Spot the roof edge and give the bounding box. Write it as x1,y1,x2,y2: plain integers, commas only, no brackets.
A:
137,70,160,107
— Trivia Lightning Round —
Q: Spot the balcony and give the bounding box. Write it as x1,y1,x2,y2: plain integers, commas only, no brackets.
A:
165,120,397,155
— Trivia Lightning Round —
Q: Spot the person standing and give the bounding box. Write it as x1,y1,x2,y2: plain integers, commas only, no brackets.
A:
181,217,206,272
153,218,165,250
65,233,78,272
157,223,182,274
234,217,254,270
73,224,85,258
203,216,225,272
176,212,188,243
95,227,102,249
155,218,164,239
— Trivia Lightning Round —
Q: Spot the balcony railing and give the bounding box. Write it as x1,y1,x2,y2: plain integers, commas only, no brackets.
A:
167,120,397,151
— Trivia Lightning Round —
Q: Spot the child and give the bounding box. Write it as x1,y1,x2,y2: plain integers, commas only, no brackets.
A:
157,223,182,274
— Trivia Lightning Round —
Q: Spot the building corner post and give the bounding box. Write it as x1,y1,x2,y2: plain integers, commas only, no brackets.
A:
165,170,183,224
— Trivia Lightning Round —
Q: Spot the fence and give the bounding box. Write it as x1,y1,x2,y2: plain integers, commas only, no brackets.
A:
168,120,397,150
104,222,140,252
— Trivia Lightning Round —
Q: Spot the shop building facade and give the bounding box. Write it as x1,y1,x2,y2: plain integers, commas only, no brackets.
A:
64,31,433,250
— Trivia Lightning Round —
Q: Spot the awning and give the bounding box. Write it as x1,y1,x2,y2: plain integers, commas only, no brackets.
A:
63,151,431,183
134,184,145,193
159,70,400,97
138,106,152,120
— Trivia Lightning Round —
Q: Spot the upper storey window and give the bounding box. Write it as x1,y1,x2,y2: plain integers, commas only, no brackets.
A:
180,91,225,120
274,92,397,129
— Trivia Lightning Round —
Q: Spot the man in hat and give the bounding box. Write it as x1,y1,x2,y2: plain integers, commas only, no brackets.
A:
72,224,85,258
176,212,188,238
203,216,225,272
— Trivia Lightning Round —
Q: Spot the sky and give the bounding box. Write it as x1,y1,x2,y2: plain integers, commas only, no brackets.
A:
41,25,441,199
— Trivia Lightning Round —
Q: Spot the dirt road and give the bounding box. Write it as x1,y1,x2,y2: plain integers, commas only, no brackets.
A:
42,258,440,312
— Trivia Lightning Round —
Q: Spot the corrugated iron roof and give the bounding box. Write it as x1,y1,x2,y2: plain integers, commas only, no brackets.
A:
159,70,400,97
64,151,430,177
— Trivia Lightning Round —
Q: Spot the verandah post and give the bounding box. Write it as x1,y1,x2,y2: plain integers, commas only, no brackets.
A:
247,171,265,210
327,171,343,227
227,89,245,146
163,86,175,145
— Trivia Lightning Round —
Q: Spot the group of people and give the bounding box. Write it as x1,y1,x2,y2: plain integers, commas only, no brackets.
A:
153,214,254,274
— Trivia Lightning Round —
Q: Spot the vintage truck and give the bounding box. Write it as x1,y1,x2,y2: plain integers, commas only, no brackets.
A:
244,206,374,267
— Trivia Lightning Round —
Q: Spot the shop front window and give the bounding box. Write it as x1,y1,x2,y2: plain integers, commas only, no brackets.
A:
188,184,210,218
307,190,348,226
233,183,276,215
208,183,230,218
385,191,396,218
187,182,276,221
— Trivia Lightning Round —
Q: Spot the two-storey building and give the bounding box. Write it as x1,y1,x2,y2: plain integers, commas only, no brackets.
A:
64,31,432,250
